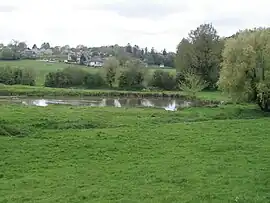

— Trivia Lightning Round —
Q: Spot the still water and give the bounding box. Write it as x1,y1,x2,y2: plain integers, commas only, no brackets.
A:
0,96,207,111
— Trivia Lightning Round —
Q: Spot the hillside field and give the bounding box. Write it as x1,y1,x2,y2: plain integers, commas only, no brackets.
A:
0,60,176,86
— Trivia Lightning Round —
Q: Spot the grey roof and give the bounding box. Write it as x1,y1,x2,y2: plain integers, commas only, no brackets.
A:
89,57,103,63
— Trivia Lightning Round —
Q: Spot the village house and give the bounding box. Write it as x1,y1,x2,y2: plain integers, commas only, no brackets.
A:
21,48,38,59
87,56,104,67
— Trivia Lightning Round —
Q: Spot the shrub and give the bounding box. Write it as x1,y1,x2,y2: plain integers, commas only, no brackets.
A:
0,66,35,86
84,73,106,88
161,72,176,90
150,70,163,88
118,59,145,90
19,68,36,86
176,72,185,87
118,70,144,89
0,66,15,85
44,71,71,88
104,57,119,87
179,71,208,97
62,67,88,86
0,48,20,60
150,70,176,90
44,67,90,88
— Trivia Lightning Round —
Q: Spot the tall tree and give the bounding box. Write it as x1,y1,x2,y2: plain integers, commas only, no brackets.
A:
144,47,148,54
41,42,50,50
162,49,167,56
218,28,270,111
18,42,27,51
150,47,155,55
125,43,132,53
164,52,176,68
132,45,139,57
61,45,70,53
188,23,222,88
175,38,195,72
176,24,223,89
32,44,38,49
53,46,61,55
104,57,119,87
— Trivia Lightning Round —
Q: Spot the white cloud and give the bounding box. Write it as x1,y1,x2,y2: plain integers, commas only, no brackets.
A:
0,0,270,52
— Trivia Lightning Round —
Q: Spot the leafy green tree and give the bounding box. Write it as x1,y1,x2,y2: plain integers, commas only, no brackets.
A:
175,38,195,72
179,70,208,97
125,43,132,53
118,59,145,89
189,23,223,88
218,28,270,111
164,52,175,68
62,67,88,86
132,45,139,57
41,42,50,50
144,47,148,55
84,73,106,88
176,23,223,89
140,49,145,57
0,66,35,85
44,71,71,88
162,49,167,56
52,46,61,55
150,70,176,90
18,42,27,51
20,68,36,86
144,54,155,65
104,57,119,87
79,54,87,65
0,66,15,84
0,48,14,60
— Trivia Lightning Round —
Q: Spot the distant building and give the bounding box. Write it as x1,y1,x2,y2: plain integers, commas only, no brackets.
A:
159,64,165,68
21,48,37,59
88,57,104,67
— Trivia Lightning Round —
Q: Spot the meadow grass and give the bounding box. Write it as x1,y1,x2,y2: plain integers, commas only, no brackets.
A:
0,60,100,86
0,60,176,86
0,104,270,202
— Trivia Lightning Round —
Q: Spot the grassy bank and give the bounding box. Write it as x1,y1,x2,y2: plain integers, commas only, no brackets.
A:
0,84,229,102
1,104,270,202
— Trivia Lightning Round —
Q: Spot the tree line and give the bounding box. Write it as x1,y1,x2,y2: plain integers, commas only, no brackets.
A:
44,58,180,91
176,24,270,111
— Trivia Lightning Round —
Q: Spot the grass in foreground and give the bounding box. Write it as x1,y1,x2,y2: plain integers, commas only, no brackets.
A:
1,104,270,202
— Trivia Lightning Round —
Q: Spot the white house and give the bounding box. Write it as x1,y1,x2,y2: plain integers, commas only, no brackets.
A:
159,64,165,68
88,57,104,67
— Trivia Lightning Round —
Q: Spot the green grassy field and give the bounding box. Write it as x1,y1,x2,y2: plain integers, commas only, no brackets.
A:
1,104,270,202
0,60,87,85
0,60,176,86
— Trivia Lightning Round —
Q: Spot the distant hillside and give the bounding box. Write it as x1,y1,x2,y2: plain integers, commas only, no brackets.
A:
0,42,176,68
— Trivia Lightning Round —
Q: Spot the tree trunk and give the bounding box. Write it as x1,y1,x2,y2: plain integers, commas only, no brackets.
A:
258,95,270,112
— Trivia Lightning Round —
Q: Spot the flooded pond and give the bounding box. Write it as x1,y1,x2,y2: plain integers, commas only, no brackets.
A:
0,96,214,111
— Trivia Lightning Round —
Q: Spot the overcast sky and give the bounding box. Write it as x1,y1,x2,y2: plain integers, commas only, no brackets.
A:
1,0,270,52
